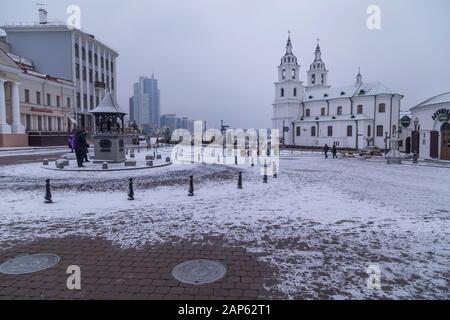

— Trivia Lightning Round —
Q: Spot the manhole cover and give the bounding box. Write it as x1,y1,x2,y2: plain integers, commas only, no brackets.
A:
171,259,227,285
0,253,60,275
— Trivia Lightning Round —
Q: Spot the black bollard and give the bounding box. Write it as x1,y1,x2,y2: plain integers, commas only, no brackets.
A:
251,157,254,167
237,172,243,189
188,175,194,196
273,163,278,178
128,178,134,201
234,155,238,165
44,178,53,204
263,161,268,183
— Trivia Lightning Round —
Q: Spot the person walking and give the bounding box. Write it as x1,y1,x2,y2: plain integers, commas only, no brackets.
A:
67,133,75,153
332,144,337,159
324,144,329,159
74,130,87,168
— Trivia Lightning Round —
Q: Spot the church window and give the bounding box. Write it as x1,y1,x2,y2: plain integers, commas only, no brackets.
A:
293,88,297,97
378,103,386,113
321,74,324,84
292,69,296,79
376,125,384,137
367,125,371,137
281,88,285,97
357,105,363,114
311,126,316,136
321,108,326,116
392,125,397,134
347,125,353,137
311,74,316,84
337,106,343,115
288,57,291,63
327,126,333,136
296,127,301,136
282,69,286,79
306,109,311,117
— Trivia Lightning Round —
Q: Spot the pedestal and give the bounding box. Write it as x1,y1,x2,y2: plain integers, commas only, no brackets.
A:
92,134,126,163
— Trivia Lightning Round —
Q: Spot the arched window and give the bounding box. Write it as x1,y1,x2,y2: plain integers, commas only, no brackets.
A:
292,69,296,79
321,74,324,84
337,106,343,115
296,127,301,136
305,109,311,117
280,88,284,97
282,69,286,79
293,88,297,97
347,125,353,137
357,105,363,114
311,74,316,84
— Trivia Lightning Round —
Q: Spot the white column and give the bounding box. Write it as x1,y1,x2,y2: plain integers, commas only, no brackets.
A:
11,82,25,134
0,79,11,133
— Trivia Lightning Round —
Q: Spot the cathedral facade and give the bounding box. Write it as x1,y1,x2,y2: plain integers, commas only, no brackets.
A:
272,35,403,150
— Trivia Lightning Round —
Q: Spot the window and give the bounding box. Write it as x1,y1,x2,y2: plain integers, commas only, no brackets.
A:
96,96,99,106
48,117,52,131
37,116,42,131
36,92,41,105
106,76,110,88
111,61,114,72
378,103,386,113
24,89,30,103
280,88,284,97
94,53,98,66
88,50,92,63
75,44,79,58
76,93,81,109
111,78,114,90
327,126,333,137
81,47,86,60
376,125,384,137
89,69,93,83
57,117,62,131
305,109,311,117
67,97,71,108
296,127,301,137
321,108,326,116
311,126,316,136
101,74,105,82
293,87,297,97
101,57,104,68
56,95,60,107
392,125,397,134
106,59,109,70
292,69,296,79
347,125,353,137
357,105,363,114
282,69,286,79
90,95,94,109
83,94,87,108
95,71,99,81
75,64,80,79
367,125,371,137
311,74,316,84
82,67,86,81
321,74,324,84
337,106,343,115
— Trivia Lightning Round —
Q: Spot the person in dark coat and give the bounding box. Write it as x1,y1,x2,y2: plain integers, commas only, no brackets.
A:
82,130,90,162
324,144,329,159
332,144,337,158
74,130,87,168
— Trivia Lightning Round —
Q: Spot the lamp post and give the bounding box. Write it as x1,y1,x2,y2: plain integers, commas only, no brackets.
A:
413,117,419,164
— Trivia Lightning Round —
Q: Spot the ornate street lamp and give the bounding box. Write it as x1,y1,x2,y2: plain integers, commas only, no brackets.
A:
413,117,419,163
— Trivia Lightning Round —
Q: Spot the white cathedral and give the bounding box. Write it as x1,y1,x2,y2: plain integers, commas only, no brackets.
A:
272,34,403,150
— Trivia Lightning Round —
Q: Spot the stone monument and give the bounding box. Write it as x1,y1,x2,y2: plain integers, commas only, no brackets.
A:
90,92,127,163
386,131,402,165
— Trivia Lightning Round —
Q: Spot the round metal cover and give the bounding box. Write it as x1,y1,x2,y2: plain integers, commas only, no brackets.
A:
0,253,60,275
171,259,227,285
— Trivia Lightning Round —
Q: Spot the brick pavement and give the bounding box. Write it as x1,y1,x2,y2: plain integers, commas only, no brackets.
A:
0,236,284,300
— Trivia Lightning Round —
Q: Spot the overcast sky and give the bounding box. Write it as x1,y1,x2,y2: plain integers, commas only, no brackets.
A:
1,0,449,129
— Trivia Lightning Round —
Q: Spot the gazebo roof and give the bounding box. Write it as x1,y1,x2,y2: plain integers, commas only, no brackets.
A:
91,92,127,115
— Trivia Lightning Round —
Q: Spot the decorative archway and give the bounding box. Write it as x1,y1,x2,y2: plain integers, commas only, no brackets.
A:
441,122,450,160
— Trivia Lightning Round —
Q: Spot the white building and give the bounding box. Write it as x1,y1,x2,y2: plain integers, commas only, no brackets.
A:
272,35,403,150
2,8,118,133
399,93,450,160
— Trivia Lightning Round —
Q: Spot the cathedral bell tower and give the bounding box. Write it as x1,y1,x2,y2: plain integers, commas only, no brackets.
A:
306,39,330,91
272,32,303,145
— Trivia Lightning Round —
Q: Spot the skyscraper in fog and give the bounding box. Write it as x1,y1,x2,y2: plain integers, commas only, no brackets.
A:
130,75,160,133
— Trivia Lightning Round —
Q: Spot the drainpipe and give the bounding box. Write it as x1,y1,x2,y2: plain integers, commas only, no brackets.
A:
355,119,359,150
326,100,329,116
292,122,295,146
389,95,393,149
373,95,377,146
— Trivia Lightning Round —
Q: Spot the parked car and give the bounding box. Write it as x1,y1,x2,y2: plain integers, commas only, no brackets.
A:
359,146,382,157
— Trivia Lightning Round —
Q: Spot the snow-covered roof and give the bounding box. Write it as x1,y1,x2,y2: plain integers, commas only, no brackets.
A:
304,82,398,102
91,92,127,115
412,92,450,109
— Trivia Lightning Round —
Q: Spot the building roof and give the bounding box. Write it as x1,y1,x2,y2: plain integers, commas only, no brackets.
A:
303,81,399,102
91,92,127,115
411,92,450,110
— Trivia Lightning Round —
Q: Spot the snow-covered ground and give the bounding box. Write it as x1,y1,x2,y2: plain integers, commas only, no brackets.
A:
0,149,448,299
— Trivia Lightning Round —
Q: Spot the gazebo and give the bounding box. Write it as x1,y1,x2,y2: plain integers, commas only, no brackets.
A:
90,92,127,163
